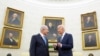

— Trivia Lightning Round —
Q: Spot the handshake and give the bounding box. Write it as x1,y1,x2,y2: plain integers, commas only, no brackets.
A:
53,42,62,48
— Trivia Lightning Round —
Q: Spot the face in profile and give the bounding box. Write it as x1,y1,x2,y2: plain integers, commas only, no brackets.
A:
57,27,64,35
43,27,49,35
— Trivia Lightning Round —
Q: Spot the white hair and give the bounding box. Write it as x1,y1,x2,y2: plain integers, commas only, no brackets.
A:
57,25,65,30
40,25,48,31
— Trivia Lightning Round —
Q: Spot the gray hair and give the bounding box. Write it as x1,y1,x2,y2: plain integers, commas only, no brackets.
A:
40,25,48,31
57,25,65,30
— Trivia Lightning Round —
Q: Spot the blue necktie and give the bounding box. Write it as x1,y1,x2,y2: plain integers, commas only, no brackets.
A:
43,36,47,45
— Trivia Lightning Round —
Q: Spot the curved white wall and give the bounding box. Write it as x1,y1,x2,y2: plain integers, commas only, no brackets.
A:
0,0,100,56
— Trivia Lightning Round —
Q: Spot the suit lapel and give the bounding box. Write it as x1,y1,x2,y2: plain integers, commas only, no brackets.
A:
38,34,47,46
61,33,68,43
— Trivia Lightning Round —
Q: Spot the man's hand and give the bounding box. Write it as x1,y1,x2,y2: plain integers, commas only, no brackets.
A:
57,43,62,48
53,44,57,48
53,33,57,37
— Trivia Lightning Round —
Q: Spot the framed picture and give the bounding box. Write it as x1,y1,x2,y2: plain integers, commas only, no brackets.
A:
81,12,97,30
42,16,64,43
0,27,22,49
4,7,24,28
82,30,99,50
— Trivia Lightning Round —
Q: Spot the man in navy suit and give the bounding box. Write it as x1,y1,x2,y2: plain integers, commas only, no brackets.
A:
29,25,49,56
53,25,73,56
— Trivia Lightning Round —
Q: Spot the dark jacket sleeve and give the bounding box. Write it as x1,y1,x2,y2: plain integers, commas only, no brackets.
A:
61,34,73,50
29,35,36,56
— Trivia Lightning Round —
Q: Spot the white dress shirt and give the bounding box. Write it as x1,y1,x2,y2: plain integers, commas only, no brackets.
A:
40,33,47,44
59,32,66,48
60,32,66,41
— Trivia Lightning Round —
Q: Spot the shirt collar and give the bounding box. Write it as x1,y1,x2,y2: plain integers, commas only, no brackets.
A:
40,33,44,38
62,32,66,37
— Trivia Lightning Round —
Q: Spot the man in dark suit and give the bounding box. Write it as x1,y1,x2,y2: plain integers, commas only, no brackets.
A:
29,25,49,56
3,32,17,46
53,25,73,56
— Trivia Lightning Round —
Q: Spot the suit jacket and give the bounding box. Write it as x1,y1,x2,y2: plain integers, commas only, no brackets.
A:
55,33,73,56
3,38,17,46
29,34,49,56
